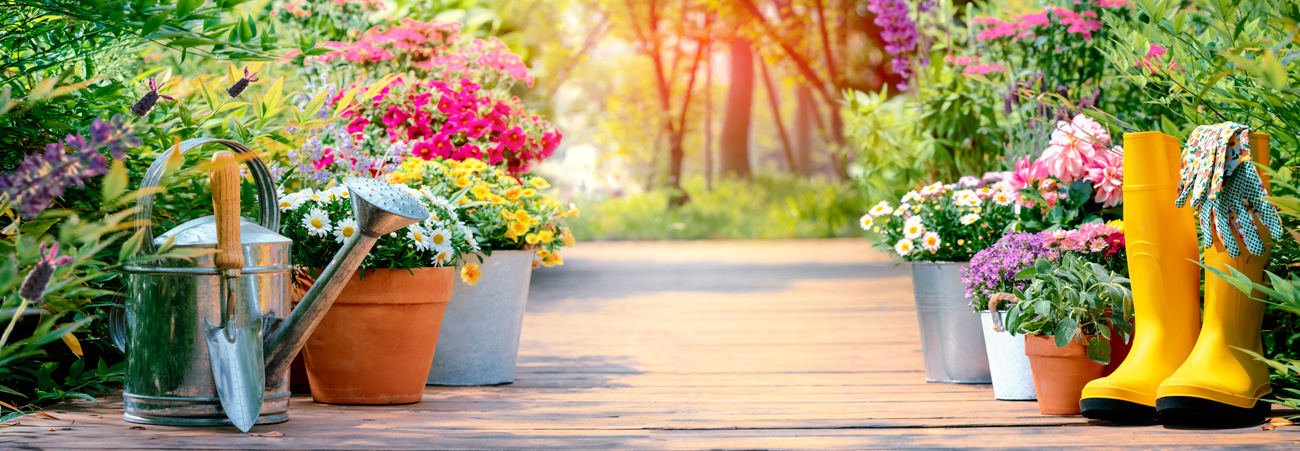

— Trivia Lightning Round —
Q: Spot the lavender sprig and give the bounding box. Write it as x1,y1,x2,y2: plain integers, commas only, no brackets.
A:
866,0,920,91
130,77,176,117
0,115,140,218
227,67,260,98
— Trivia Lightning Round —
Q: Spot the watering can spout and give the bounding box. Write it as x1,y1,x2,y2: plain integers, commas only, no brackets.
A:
262,178,429,387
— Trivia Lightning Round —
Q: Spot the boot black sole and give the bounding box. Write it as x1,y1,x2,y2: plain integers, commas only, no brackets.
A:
1155,396,1271,428
1080,397,1158,423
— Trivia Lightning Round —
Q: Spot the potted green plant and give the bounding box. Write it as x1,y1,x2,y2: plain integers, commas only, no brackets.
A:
1005,254,1134,415
865,176,1019,383
387,157,577,386
281,182,479,405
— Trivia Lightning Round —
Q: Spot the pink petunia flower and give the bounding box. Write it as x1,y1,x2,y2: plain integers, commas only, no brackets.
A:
501,126,527,151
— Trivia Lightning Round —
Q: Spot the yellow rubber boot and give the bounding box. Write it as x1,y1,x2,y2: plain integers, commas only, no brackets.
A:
1080,131,1202,422
1156,132,1273,428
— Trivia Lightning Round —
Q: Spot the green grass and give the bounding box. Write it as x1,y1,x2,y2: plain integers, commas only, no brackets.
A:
568,173,864,240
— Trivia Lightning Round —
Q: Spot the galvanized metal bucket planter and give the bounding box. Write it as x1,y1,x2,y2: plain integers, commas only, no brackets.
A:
980,311,1036,400
426,250,536,386
910,262,991,383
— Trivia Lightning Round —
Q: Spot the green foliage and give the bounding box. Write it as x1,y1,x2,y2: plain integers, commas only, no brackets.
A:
1015,180,1114,233
568,174,862,241
0,190,204,411
1006,255,1134,364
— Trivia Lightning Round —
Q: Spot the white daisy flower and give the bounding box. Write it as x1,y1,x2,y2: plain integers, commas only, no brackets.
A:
859,214,873,230
430,196,455,211
919,182,944,196
306,189,327,203
427,227,451,249
893,205,908,217
868,201,893,217
901,190,922,204
960,213,981,225
894,238,915,256
976,187,993,198
905,215,924,227
952,189,976,203
964,196,982,207
903,222,925,239
993,191,1015,206
277,192,303,212
303,209,333,237
431,248,453,267
921,231,942,251
407,225,432,251
333,218,358,243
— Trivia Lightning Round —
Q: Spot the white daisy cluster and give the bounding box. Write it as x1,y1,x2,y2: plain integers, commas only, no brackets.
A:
283,182,478,268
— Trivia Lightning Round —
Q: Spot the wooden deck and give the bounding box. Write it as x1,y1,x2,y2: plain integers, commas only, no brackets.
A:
5,239,1299,449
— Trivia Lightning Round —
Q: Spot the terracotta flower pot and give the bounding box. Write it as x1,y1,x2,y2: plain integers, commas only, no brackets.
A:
303,267,454,405
1024,334,1105,415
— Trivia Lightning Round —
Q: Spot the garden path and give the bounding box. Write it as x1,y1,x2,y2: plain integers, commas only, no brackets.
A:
5,239,1300,449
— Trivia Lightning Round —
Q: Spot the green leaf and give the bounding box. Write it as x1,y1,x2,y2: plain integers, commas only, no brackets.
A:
176,0,201,17
142,11,170,36
1087,336,1111,365
1054,318,1078,348
1259,50,1289,89
102,160,127,201
119,228,146,261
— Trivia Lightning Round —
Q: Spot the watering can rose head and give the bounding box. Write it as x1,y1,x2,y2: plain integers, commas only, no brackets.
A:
280,181,481,282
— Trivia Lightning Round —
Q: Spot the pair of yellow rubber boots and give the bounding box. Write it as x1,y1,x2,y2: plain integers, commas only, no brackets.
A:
1078,131,1273,427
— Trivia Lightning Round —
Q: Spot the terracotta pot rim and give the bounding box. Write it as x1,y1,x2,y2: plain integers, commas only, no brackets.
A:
311,266,455,305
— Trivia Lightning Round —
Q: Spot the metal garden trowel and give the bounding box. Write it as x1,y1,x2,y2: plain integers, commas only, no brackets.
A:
204,151,264,432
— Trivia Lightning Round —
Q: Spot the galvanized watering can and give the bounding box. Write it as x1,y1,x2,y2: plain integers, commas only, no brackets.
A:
116,138,429,430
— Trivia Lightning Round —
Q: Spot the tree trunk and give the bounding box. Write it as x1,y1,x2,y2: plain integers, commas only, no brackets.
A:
703,46,714,190
794,84,816,176
719,38,754,179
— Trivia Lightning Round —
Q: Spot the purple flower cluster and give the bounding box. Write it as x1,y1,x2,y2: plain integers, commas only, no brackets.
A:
0,114,140,218
867,0,919,91
961,232,1048,310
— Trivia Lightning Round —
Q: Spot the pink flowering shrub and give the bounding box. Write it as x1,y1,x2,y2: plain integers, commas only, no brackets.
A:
307,19,534,88
328,76,560,174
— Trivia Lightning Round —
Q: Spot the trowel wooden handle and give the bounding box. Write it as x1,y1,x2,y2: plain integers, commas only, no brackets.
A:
211,151,243,273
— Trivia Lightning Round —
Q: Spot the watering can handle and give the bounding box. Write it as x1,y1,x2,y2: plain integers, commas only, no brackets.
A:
134,138,279,255
210,151,244,275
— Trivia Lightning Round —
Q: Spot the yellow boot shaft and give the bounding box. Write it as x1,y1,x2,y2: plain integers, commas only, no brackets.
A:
1081,131,1201,408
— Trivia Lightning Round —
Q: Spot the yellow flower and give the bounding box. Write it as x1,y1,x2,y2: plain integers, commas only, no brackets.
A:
509,221,529,236
561,228,575,247
1107,219,1124,231
460,263,482,286
513,210,533,224
520,188,537,197
525,233,540,244
503,187,522,200
537,249,551,260
538,230,554,243
389,172,408,184
565,205,581,218
457,197,471,205
471,185,492,200
542,251,563,267
454,176,472,188
530,178,551,189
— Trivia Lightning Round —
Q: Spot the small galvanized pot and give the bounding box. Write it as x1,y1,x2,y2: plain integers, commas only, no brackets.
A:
910,262,991,383
426,250,536,386
980,311,1036,400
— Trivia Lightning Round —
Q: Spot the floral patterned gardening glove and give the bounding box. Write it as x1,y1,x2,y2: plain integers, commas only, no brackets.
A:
1174,122,1282,257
